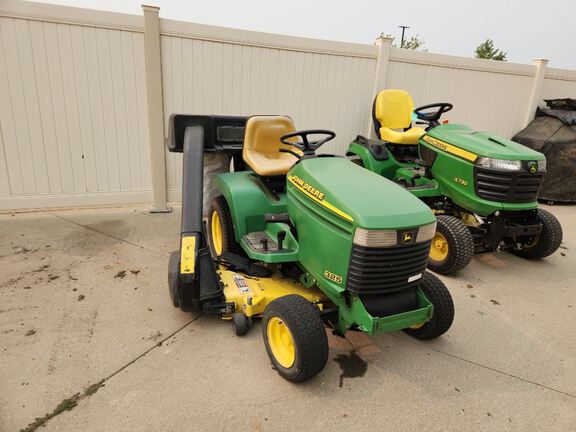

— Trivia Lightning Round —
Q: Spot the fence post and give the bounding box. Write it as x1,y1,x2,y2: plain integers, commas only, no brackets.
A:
368,35,393,137
523,58,548,128
142,5,170,213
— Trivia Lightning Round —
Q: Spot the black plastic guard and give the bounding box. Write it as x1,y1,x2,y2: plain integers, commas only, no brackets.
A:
167,114,248,153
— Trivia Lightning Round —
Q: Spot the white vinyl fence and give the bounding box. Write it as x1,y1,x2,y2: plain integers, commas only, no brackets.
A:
1,0,575,211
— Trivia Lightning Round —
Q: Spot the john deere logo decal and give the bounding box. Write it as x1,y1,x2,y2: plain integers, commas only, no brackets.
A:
528,162,538,174
287,175,354,222
399,230,416,244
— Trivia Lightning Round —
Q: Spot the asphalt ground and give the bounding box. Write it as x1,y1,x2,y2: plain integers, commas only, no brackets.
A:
1,204,574,432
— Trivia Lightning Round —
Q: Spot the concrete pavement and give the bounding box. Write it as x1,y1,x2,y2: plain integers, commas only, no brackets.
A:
1,204,575,431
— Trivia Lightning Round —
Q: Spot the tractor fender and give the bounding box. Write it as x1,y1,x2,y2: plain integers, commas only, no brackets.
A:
213,172,288,242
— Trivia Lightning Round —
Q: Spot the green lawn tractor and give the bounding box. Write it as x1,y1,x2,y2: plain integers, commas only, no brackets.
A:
347,89,563,275
167,114,454,382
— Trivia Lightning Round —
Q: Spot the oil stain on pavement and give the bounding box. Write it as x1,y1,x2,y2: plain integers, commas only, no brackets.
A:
333,350,367,388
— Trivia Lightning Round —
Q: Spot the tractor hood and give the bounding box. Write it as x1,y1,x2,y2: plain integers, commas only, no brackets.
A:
427,124,545,161
287,157,435,229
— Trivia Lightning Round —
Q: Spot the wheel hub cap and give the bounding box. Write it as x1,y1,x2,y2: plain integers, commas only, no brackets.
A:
211,211,223,256
429,232,449,262
267,317,295,368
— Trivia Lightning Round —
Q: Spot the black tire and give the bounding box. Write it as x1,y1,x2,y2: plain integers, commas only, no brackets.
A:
404,272,454,340
232,313,250,336
207,196,239,259
513,208,563,259
167,250,200,312
427,215,474,275
262,295,328,382
168,250,180,308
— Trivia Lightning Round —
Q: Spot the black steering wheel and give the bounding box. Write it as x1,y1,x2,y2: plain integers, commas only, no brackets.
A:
414,103,453,127
279,129,336,158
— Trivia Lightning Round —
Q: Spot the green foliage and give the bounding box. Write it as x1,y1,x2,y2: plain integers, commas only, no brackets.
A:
403,36,425,50
19,380,105,432
383,33,426,51
474,39,507,61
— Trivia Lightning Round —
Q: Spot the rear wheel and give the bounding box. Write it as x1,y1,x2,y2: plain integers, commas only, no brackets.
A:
513,208,563,259
404,272,454,340
262,295,328,382
427,215,474,275
207,196,239,259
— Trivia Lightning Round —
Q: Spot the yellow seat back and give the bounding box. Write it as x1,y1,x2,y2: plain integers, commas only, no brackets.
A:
372,89,425,145
373,89,415,130
242,116,299,177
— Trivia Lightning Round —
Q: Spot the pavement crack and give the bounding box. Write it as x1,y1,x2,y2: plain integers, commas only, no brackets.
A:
45,212,169,257
104,314,203,382
18,380,105,432
18,315,203,432
390,333,576,400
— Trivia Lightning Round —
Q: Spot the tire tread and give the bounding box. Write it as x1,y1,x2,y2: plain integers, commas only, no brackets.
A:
263,295,328,382
513,208,563,259
428,215,474,275
404,272,454,340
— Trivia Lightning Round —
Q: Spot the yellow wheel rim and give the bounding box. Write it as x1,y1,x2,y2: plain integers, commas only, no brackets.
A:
210,211,223,256
410,322,425,329
267,317,295,368
429,232,449,262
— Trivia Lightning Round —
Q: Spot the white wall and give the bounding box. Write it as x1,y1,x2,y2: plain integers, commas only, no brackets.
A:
542,68,576,101
158,19,378,193
0,1,151,209
1,0,576,210
387,49,535,138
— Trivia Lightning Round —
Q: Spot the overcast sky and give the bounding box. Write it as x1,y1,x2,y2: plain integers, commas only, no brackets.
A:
31,0,576,70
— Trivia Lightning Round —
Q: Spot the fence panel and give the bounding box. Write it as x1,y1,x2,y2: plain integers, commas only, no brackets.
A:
542,68,576,101
0,1,151,209
159,21,378,193
387,49,535,138
2,0,576,210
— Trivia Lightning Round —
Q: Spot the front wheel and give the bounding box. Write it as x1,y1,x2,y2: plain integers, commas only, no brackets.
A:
427,215,474,275
513,208,563,259
403,272,454,340
262,295,328,382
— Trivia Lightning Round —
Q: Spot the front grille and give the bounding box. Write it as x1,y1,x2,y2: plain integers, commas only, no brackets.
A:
475,167,543,203
346,240,431,294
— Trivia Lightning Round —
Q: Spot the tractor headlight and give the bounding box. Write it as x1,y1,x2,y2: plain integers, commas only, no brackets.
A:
537,159,546,172
476,157,522,171
353,221,437,248
416,221,437,242
354,228,396,247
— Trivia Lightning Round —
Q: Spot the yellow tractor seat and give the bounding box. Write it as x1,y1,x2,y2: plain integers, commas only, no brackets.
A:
379,126,425,145
373,89,425,145
243,116,299,177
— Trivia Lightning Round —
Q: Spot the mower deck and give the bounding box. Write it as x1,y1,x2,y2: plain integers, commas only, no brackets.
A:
218,266,326,319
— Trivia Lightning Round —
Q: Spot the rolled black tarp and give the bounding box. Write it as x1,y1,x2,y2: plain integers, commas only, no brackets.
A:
512,99,576,203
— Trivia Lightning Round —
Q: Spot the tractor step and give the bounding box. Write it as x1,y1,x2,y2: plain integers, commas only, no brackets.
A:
404,183,437,190
243,231,295,253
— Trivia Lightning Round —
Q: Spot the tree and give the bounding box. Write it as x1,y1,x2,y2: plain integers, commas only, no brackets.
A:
383,33,426,51
474,39,507,61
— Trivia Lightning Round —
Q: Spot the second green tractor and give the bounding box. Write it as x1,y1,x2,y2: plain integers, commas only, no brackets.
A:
347,89,563,275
